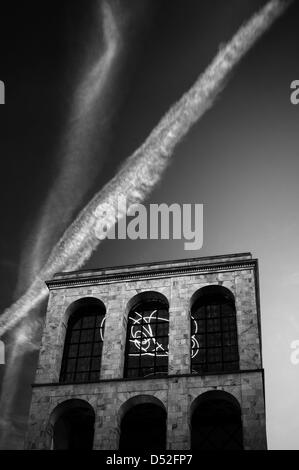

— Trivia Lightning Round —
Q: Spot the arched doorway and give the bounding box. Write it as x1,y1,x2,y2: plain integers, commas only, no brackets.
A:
191,391,243,450
51,399,95,450
119,396,167,450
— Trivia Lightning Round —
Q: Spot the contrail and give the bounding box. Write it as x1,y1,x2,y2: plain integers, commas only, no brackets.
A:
0,0,292,338
0,319,43,449
0,0,128,448
15,0,124,295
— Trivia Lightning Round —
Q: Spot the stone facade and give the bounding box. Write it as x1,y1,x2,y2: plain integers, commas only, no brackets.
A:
25,252,267,450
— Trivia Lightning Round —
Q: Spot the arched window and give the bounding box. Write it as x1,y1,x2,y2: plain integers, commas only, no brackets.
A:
119,396,167,450
191,391,243,450
60,298,106,383
124,292,169,378
51,399,95,450
191,285,239,374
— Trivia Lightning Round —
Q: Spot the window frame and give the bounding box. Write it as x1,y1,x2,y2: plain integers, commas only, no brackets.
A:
60,302,105,384
124,299,169,379
191,289,239,374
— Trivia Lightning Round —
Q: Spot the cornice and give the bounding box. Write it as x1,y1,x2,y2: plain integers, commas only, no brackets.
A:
46,258,257,290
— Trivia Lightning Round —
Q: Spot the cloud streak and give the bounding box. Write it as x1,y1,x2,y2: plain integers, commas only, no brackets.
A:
0,0,293,339
15,0,125,294
0,0,129,448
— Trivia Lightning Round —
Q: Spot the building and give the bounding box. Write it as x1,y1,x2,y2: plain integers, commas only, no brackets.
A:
25,252,267,450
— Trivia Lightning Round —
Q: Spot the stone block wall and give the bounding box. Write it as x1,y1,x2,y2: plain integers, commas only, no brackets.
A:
26,371,266,450
25,253,267,450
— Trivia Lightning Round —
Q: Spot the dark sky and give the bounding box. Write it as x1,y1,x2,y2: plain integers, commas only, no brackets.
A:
0,0,299,449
